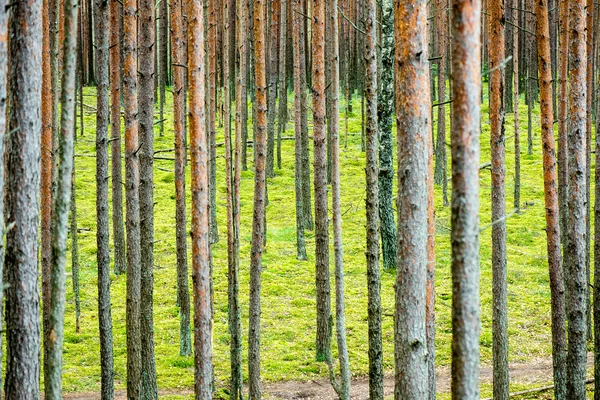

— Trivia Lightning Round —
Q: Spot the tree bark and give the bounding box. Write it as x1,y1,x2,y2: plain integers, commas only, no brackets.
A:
365,0,383,398
277,0,287,170
208,0,219,244
557,0,569,258
110,0,126,276
450,2,481,398
266,0,280,178
489,0,510,398
97,0,116,396
434,0,448,208
292,0,308,261
0,0,8,393
312,0,331,364
171,0,192,358
5,1,42,397
188,0,213,397
378,0,397,272
158,0,168,137
513,0,520,212
566,0,588,397
138,0,158,396
248,0,268,397
45,0,78,395
123,0,142,396
394,0,430,397
535,1,567,399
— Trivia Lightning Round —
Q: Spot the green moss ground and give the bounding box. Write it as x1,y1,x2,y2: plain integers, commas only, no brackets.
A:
60,87,587,397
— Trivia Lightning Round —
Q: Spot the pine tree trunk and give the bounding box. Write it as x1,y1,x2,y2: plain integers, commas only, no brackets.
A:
364,0,382,397
312,0,331,364
0,0,8,393
557,0,569,260
277,0,287,170
300,0,313,231
230,0,247,393
292,0,307,260
70,157,81,335
171,0,192,358
489,1,509,398
513,0,520,212
45,0,78,395
266,0,279,178
450,1,481,398
248,0,268,397
159,0,168,137
110,0,126,276
394,0,430,397
208,0,219,244
327,0,350,397
566,1,588,397
188,0,213,397
123,0,142,396
5,1,42,397
378,0,397,272
585,0,594,342
41,0,54,383
138,0,158,396
535,2,567,399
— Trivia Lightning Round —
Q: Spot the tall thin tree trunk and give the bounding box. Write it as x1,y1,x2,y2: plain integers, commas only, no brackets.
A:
70,156,81,335
230,0,247,393
158,0,168,137
566,0,588,397
489,0,509,397
327,0,350,396
513,0,520,212
277,0,287,171
171,0,192,358
585,0,594,342
266,0,279,178
378,0,397,272
312,0,331,364
557,0,569,259
394,0,430,397
188,0,213,397
5,1,42,397
365,0,382,397
97,0,117,395
0,0,8,393
208,0,219,244
450,1,481,398
123,0,142,396
248,0,268,397
300,0,313,231
138,0,158,396
535,2,567,399
45,0,78,395
110,0,126,276
292,0,307,260
434,0,448,207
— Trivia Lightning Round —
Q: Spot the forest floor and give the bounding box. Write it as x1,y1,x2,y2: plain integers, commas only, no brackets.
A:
63,353,594,399
61,89,596,398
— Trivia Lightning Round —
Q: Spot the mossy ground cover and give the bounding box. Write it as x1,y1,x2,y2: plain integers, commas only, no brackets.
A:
61,87,584,397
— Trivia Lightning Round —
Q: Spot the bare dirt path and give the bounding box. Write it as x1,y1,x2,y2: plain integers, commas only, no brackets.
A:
63,353,593,399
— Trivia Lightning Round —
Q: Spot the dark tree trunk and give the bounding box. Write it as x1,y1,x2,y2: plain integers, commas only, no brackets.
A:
377,0,397,272
0,0,7,393
188,0,213,397
292,0,307,260
565,0,588,397
171,0,192,358
513,0,520,212
248,0,268,397
585,0,594,342
277,0,287,170
300,0,313,232
365,0,382,398
158,0,168,137
450,1,481,398
434,0,448,209
70,155,81,335
123,0,142,396
394,0,430,397
110,0,126,276
45,0,78,395
138,0,158,396
504,0,513,113
5,1,42,397
535,1,567,399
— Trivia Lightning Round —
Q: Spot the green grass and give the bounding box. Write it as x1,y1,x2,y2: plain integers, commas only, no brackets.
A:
61,87,579,396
